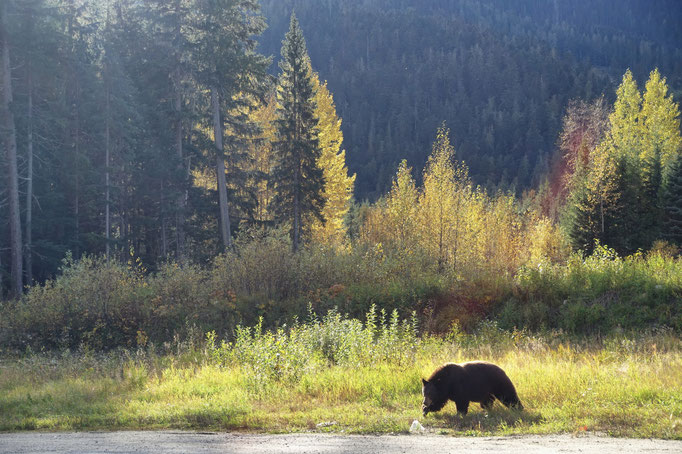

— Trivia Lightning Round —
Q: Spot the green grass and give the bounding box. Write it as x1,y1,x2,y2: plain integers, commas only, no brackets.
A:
1,319,680,438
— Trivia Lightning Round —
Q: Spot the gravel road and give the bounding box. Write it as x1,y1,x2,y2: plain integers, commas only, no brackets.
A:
0,432,680,454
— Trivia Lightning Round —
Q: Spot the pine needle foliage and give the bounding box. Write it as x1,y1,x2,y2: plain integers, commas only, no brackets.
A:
271,13,324,252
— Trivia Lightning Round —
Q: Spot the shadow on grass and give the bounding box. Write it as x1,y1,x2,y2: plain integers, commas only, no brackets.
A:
169,407,252,431
427,404,542,432
0,379,130,431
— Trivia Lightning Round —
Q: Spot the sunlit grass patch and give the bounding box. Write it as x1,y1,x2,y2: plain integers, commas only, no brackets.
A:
0,311,680,438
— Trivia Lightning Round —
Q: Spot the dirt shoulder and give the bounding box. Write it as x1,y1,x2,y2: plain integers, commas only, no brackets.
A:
0,432,681,454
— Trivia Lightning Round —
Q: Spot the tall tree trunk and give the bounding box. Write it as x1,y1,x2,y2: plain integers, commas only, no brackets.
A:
212,87,232,250
1,1,23,296
105,56,111,260
293,164,300,252
161,179,168,257
172,0,186,262
174,72,186,261
74,103,80,258
25,58,34,285
67,1,80,258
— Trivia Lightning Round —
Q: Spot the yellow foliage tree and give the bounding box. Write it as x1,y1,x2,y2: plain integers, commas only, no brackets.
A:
385,160,419,251
250,92,278,223
607,69,642,162
640,68,682,170
310,73,356,248
420,123,457,268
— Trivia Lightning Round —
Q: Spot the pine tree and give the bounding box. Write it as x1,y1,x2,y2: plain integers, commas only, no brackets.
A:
663,154,682,246
640,147,663,246
271,13,324,252
190,0,269,250
310,72,355,248
566,178,599,253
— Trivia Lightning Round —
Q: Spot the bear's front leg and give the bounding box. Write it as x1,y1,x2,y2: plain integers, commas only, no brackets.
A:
455,400,469,415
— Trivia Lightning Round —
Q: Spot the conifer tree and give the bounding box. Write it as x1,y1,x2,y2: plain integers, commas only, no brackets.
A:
190,0,269,250
137,0,192,261
272,13,324,252
663,153,682,246
310,72,356,248
566,178,599,253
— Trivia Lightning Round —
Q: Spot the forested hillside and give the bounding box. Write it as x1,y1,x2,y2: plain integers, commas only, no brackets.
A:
259,0,682,198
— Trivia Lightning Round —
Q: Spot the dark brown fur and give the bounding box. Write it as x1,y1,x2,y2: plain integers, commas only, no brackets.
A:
421,361,523,416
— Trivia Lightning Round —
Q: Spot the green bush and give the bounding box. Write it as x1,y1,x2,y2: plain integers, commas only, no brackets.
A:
208,305,420,387
2,232,680,353
498,245,682,332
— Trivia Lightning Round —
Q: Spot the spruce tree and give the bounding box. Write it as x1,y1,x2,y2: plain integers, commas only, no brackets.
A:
272,13,324,252
663,153,682,246
566,179,599,253
639,147,663,247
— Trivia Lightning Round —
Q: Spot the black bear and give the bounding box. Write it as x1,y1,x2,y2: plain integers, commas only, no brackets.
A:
421,361,523,416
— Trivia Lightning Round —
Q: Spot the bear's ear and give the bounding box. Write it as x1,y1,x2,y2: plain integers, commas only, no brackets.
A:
421,378,428,385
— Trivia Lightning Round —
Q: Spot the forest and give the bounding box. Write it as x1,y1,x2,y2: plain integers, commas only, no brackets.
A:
0,0,681,343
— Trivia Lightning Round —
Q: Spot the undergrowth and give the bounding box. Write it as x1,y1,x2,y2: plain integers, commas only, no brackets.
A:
1,237,680,353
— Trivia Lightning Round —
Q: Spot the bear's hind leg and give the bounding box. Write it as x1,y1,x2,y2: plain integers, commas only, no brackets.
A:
480,395,494,411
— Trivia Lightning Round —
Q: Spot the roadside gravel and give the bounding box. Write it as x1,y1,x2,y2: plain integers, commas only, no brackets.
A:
1,432,681,454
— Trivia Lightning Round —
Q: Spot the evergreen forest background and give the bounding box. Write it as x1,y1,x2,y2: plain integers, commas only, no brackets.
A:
259,0,682,197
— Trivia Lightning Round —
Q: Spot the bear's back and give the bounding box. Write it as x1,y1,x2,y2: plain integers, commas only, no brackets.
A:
460,361,514,399
431,361,514,402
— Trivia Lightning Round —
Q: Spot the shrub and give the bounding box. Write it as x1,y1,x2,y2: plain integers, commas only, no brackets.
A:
208,305,421,387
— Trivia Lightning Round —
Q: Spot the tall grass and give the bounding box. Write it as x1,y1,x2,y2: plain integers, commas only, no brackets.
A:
1,309,680,438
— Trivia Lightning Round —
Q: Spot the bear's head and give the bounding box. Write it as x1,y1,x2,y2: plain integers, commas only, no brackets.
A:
421,378,446,416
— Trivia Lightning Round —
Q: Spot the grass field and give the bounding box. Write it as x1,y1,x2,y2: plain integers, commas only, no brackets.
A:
1,313,681,438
